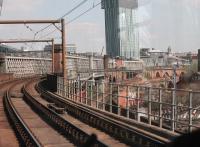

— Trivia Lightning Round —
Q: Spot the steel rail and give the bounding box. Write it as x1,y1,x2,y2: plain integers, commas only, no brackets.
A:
3,79,42,147
37,81,174,147
22,80,107,147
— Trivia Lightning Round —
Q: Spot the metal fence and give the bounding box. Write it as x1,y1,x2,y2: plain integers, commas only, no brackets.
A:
57,76,200,133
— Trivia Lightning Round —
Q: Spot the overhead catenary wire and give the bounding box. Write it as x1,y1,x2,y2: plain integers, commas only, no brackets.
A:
23,24,38,49
24,24,36,33
38,1,101,39
67,2,101,24
34,0,89,37
59,0,89,19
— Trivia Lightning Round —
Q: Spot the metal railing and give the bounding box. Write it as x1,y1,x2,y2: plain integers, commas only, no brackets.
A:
57,76,200,133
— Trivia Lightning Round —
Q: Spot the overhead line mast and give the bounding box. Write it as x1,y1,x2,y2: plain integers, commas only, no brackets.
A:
0,19,67,80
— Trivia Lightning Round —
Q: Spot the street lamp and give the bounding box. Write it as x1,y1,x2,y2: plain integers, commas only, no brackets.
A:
172,60,179,130
173,61,179,89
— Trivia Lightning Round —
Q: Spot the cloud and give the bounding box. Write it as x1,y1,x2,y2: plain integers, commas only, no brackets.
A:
0,1,106,52
0,0,45,43
67,22,105,53
182,0,200,9
1,0,44,17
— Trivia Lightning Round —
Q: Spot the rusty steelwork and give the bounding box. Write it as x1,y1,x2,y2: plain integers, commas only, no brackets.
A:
0,20,61,24
61,19,67,80
0,39,53,43
52,39,55,73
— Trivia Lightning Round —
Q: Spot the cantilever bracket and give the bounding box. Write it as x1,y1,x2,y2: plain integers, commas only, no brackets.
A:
53,23,62,32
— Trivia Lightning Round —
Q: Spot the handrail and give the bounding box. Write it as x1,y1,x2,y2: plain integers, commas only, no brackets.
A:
23,81,107,147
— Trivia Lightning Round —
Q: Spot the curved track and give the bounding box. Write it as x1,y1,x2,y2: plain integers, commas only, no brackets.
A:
23,79,128,147
0,80,19,147
36,79,178,147
5,78,78,147
3,77,109,147
1,77,178,147
4,78,42,146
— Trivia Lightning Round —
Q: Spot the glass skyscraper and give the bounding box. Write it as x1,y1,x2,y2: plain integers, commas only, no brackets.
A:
102,0,139,59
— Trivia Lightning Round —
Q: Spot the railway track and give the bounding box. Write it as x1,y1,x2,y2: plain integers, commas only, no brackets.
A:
4,78,42,146
23,79,129,147
1,77,178,147
0,79,19,147
36,79,179,147
4,78,78,147
3,77,110,147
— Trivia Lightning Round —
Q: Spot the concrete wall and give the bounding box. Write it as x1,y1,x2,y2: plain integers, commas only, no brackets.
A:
2,56,51,78
0,53,104,79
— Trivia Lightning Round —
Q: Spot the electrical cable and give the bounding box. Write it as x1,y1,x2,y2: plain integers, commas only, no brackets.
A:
39,1,101,39
34,0,89,37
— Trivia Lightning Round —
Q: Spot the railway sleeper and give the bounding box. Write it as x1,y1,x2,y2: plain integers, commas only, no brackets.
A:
37,83,167,147
3,93,41,147
23,88,107,147
50,97,164,146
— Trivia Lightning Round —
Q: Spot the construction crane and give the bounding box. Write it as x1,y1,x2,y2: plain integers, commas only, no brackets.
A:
101,46,104,56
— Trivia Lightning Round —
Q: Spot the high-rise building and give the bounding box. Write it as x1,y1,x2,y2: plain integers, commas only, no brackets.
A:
102,0,139,59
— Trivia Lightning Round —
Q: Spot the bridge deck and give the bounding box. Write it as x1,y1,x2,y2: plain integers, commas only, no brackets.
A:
28,80,129,147
12,98,75,147
10,81,75,147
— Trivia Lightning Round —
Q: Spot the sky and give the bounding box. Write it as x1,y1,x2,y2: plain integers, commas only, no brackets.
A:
0,0,105,53
0,0,200,53
143,0,200,53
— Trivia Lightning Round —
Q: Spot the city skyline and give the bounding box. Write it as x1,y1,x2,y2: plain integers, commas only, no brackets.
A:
0,0,199,53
